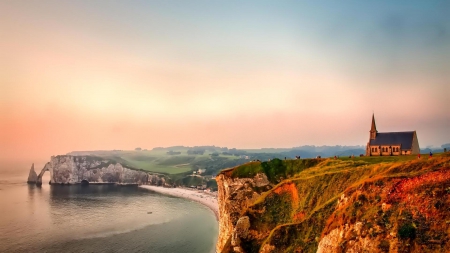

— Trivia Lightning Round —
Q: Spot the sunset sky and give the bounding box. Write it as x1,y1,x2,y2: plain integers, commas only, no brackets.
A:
1,1,449,163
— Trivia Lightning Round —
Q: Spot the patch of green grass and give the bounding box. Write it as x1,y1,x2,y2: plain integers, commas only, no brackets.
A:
123,160,192,174
230,158,320,183
231,161,263,178
156,156,197,166
338,154,418,164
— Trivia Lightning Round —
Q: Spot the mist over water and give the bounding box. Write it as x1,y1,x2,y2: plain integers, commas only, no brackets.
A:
0,165,218,253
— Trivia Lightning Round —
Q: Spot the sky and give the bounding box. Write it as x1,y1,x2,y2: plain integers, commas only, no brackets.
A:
1,0,449,163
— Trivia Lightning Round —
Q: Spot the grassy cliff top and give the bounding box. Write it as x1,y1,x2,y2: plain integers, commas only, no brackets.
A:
220,152,450,253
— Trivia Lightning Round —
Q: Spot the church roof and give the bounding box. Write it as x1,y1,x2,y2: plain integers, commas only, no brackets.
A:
369,131,415,150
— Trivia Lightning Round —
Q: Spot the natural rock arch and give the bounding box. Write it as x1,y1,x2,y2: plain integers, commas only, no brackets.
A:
80,179,89,185
36,163,50,186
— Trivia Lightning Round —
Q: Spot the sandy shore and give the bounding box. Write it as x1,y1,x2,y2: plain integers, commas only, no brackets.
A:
139,185,219,220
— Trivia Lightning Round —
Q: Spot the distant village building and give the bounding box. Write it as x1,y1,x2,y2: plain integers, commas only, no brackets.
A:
366,114,420,156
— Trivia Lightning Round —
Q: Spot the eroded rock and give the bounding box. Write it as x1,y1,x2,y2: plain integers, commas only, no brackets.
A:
27,163,38,183
216,172,271,253
231,216,250,247
31,155,163,185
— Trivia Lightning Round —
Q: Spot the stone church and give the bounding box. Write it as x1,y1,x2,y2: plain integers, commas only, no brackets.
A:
366,114,420,156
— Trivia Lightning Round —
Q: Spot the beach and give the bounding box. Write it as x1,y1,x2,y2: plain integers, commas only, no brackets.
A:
140,185,219,220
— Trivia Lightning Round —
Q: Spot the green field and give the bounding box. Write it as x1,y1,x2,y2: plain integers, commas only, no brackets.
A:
74,148,241,175
115,151,205,174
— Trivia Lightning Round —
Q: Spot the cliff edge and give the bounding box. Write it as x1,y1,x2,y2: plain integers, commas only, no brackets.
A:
30,155,166,186
216,153,450,253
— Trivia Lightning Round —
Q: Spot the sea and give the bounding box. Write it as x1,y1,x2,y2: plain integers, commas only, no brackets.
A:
0,162,218,253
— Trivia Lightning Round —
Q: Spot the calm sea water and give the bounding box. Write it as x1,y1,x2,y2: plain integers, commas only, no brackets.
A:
0,166,218,253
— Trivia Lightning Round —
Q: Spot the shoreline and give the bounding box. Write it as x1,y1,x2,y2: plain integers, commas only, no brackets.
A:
139,185,219,221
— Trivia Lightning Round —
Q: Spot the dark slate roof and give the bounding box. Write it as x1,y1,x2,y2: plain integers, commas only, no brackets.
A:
369,131,415,150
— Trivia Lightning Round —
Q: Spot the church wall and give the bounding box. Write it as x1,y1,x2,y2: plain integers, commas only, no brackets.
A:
369,145,404,156
381,146,391,156
411,132,420,154
369,146,381,156
391,145,401,156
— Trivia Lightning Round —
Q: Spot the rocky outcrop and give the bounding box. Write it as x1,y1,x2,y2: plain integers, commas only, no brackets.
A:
148,174,166,186
27,163,38,183
317,222,379,253
33,155,165,185
216,169,271,253
231,216,251,253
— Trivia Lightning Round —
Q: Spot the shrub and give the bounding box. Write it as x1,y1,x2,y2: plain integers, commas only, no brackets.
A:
358,194,367,202
398,223,416,240
261,158,286,182
434,200,443,209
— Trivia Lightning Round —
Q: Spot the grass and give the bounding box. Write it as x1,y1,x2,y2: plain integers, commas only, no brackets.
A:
229,158,321,183
123,160,192,174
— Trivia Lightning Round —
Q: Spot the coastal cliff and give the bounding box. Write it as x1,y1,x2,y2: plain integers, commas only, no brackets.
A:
216,153,450,253
28,155,166,185
216,163,272,252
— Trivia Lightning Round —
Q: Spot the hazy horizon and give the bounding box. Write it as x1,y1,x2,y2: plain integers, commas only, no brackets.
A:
1,1,449,164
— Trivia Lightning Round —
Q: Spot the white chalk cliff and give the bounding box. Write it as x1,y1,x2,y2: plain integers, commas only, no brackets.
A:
29,155,165,186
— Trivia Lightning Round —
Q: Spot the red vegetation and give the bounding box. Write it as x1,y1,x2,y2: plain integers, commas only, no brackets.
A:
293,211,305,222
387,167,450,217
274,182,299,205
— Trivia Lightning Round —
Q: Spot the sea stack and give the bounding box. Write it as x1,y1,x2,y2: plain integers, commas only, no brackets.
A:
27,163,38,184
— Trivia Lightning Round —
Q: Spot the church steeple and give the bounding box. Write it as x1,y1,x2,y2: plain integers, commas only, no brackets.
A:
370,113,377,140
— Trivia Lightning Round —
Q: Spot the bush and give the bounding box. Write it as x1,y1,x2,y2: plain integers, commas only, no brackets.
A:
434,200,443,209
231,162,263,178
261,158,286,182
398,223,416,240
358,194,367,202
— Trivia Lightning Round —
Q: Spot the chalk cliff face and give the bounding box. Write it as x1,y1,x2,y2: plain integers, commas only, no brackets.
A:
216,167,271,253
31,155,165,185
216,154,450,253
